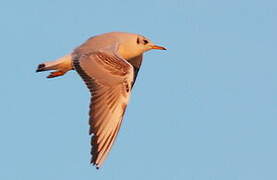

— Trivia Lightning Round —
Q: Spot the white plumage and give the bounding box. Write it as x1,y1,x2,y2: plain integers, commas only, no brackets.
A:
36,32,166,169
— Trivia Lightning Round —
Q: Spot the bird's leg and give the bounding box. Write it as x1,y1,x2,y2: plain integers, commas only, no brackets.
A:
47,71,66,78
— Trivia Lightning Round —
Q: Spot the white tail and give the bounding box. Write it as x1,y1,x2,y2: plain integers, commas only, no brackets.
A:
36,54,73,78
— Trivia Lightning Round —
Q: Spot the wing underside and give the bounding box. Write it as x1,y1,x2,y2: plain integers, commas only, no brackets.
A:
73,51,133,168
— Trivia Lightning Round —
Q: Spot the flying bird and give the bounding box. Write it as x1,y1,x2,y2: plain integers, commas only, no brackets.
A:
36,32,166,169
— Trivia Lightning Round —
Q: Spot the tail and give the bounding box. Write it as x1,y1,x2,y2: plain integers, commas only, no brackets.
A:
36,54,73,78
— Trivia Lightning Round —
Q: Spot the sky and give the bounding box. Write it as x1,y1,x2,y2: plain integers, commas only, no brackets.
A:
0,0,276,179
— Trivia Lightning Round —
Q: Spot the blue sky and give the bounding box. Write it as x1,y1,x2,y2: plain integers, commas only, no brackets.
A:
0,0,276,179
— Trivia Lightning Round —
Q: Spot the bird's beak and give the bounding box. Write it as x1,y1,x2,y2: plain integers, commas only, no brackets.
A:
151,45,167,50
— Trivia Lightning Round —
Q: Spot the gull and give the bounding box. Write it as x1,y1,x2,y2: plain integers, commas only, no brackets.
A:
36,32,166,169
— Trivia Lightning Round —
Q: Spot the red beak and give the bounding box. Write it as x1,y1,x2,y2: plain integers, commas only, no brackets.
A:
151,45,167,50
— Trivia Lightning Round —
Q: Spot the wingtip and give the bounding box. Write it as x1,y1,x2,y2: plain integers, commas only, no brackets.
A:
90,160,100,170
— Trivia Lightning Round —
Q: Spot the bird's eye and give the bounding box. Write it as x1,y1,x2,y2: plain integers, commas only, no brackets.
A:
143,39,149,44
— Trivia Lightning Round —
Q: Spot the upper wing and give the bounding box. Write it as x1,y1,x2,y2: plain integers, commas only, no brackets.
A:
73,51,134,169
127,55,143,88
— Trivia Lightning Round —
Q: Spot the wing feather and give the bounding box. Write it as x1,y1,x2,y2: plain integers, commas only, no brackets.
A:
73,51,133,169
127,55,143,88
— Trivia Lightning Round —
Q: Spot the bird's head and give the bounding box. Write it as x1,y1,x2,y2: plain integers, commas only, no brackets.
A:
116,32,166,60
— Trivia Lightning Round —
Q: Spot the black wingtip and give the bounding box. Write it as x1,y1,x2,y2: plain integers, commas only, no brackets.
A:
36,63,46,72
90,158,99,169
91,161,100,170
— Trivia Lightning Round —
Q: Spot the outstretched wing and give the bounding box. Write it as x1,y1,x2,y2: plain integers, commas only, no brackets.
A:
73,51,134,169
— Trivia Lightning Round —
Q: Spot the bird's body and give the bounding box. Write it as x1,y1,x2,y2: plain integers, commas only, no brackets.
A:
36,32,166,169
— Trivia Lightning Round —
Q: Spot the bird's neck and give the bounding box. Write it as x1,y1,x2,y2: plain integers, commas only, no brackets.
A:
118,45,143,60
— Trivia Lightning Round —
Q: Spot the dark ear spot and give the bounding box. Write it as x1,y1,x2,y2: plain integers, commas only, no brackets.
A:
136,37,140,44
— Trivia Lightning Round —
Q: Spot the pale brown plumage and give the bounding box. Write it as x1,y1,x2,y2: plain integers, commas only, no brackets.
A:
36,32,166,169
73,51,134,168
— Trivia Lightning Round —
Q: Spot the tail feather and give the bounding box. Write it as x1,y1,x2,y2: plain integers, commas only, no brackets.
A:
36,63,46,72
36,54,73,78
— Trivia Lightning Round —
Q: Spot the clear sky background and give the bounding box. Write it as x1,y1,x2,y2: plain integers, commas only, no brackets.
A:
0,0,276,179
